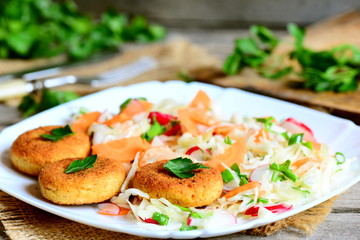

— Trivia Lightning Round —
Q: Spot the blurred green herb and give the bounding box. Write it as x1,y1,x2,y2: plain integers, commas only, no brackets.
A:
18,89,80,117
0,0,166,60
223,23,360,92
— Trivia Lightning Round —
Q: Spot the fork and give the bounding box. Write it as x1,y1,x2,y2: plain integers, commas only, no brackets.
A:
0,56,158,101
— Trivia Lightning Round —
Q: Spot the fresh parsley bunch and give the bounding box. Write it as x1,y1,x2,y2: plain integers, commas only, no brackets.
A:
0,0,166,60
223,23,360,92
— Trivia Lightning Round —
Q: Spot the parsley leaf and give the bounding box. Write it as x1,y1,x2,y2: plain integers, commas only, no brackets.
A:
141,118,166,141
269,160,298,182
163,157,210,179
65,155,97,174
40,125,74,142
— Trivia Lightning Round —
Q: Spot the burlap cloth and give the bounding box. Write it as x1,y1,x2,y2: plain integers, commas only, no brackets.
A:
0,40,339,239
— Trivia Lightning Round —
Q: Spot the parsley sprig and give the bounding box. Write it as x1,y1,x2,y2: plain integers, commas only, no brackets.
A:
223,23,360,92
65,155,97,174
164,158,210,179
141,118,166,141
269,160,298,182
40,125,74,142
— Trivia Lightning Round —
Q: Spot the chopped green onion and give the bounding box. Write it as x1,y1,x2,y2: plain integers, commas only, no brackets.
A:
230,163,249,185
180,223,198,231
335,152,346,165
302,141,313,150
141,118,166,141
221,169,235,183
152,212,169,226
255,117,275,131
270,160,298,182
173,204,191,212
292,186,310,196
288,133,304,145
224,136,233,145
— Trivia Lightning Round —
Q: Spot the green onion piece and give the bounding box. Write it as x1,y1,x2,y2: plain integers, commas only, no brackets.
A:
270,160,298,182
258,198,269,204
173,204,192,212
292,186,310,196
288,133,304,145
335,152,346,165
255,117,275,131
302,141,313,150
224,136,233,145
180,222,198,231
230,163,249,185
152,212,169,226
283,169,298,182
221,169,235,183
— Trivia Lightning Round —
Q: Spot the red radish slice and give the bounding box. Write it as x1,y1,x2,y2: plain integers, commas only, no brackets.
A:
244,203,293,216
280,118,316,142
164,123,181,136
98,203,120,215
148,112,176,125
204,210,237,227
185,146,205,161
249,164,270,182
143,218,159,224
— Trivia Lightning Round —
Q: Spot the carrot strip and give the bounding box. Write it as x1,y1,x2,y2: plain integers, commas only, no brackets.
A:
292,158,310,169
92,137,150,163
104,100,153,126
223,181,260,199
214,124,246,136
178,108,200,136
118,207,131,215
189,90,211,109
207,137,246,172
71,111,101,133
254,128,270,143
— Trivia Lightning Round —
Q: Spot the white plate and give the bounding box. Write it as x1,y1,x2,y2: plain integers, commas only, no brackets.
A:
1,80,359,239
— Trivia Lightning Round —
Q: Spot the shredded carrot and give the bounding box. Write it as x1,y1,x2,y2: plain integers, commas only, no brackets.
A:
214,124,246,136
71,111,101,133
254,128,270,143
207,137,246,172
292,158,310,169
189,90,211,109
103,100,153,126
92,137,150,163
118,207,131,215
223,181,260,199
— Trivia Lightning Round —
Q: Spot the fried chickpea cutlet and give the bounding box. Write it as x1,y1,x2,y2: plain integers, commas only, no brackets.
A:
39,157,126,205
133,160,223,207
10,125,91,176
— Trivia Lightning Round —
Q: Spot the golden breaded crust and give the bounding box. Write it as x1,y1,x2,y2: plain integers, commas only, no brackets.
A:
38,157,126,205
10,125,91,176
133,160,223,207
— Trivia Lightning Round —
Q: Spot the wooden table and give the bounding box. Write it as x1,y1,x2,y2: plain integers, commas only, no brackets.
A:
0,29,359,240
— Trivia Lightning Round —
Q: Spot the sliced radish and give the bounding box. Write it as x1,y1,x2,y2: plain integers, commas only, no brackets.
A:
244,203,293,217
148,112,176,125
98,203,120,215
204,210,237,228
164,123,181,136
280,117,316,142
185,146,211,161
249,164,270,182
142,218,159,224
